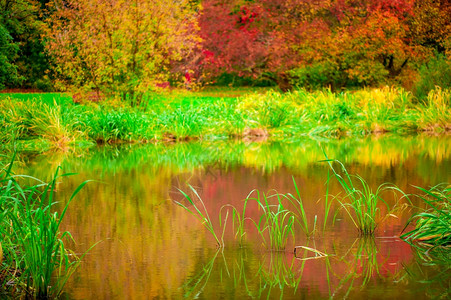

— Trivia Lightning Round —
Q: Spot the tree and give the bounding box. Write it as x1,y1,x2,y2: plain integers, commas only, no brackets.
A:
408,0,451,55
195,0,271,84
0,0,50,90
197,0,448,90
0,24,20,89
45,0,200,105
265,0,419,88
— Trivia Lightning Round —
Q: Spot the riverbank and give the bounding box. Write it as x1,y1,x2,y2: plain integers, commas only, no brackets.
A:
1,87,449,150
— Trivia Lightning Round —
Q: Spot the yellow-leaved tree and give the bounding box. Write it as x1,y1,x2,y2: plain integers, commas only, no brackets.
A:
45,0,200,105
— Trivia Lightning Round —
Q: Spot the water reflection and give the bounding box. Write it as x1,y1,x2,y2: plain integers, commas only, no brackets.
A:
181,237,416,299
9,135,450,299
399,245,451,298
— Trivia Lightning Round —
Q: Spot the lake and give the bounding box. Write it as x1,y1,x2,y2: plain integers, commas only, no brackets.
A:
16,134,450,299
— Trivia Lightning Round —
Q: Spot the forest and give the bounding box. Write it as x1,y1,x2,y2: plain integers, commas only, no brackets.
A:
1,0,450,102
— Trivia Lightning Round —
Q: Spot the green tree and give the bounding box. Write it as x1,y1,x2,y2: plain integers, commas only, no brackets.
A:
0,0,52,90
0,24,20,89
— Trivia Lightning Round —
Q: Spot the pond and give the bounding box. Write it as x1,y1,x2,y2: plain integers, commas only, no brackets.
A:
16,134,450,299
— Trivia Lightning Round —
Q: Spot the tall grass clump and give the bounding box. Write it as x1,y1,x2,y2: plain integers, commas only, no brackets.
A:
0,97,85,148
401,184,450,247
324,159,403,235
0,98,28,143
236,90,298,131
157,107,206,140
84,107,154,143
26,101,83,147
0,155,89,298
246,190,295,251
415,88,451,132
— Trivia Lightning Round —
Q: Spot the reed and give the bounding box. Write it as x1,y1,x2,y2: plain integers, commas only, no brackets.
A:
221,203,247,246
247,190,295,251
324,159,403,235
323,170,333,232
401,184,450,247
284,177,316,236
175,185,222,247
0,156,90,298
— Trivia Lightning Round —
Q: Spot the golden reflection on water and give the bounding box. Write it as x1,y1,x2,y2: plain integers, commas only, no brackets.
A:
12,135,450,299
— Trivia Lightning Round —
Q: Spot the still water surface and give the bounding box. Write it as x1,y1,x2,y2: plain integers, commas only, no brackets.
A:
17,135,450,299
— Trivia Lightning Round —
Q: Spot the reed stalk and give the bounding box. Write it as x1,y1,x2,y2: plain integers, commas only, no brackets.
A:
324,158,403,235
176,185,222,247
401,184,450,247
284,177,315,236
0,155,91,298
247,190,295,251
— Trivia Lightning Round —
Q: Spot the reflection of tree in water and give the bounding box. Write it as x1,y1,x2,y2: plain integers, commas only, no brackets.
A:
169,172,205,206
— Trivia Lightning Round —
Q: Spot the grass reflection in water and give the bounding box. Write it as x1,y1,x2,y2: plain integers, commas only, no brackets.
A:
182,236,415,299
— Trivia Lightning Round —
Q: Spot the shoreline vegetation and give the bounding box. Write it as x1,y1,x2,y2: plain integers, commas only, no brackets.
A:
0,86,450,151
0,87,449,298
0,156,90,298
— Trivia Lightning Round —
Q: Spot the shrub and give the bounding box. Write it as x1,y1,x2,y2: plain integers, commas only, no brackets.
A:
414,55,451,100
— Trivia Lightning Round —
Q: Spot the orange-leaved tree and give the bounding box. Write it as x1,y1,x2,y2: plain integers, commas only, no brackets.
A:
45,0,200,105
268,0,419,89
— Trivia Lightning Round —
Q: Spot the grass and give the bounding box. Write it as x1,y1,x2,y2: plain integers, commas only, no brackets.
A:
0,86,449,149
175,157,436,251
0,154,90,298
324,159,405,235
176,162,384,250
415,88,451,132
176,185,299,251
401,184,450,247
175,185,222,247
176,177,323,251
0,98,86,148
284,177,317,236
221,204,247,247
247,190,296,251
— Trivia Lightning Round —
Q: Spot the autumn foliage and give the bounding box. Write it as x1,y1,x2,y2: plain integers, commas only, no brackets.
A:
197,0,451,90
1,0,450,98
45,0,199,104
